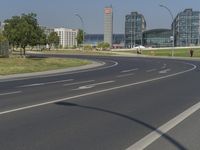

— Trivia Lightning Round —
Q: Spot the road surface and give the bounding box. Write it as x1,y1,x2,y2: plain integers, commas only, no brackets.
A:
0,55,200,150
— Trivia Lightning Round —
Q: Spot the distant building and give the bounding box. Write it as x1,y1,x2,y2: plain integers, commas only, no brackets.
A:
143,29,172,47
84,34,124,48
104,6,113,47
54,28,78,48
173,9,200,46
125,12,146,48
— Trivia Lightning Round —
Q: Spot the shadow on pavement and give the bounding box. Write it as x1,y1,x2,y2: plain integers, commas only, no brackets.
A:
55,101,187,150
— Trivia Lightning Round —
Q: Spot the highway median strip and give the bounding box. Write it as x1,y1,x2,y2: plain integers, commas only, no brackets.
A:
0,57,91,75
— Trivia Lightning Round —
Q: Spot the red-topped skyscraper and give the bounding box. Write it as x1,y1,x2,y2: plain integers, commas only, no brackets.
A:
104,6,113,47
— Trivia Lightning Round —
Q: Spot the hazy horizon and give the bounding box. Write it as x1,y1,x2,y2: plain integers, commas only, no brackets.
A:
0,0,200,34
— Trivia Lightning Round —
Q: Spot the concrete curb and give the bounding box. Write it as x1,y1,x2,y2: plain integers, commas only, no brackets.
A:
0,61,104,81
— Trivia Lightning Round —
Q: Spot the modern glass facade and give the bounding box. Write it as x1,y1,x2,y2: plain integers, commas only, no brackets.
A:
125,12,146,48
173,9,200,46
143,29,172,47
84,34,124,47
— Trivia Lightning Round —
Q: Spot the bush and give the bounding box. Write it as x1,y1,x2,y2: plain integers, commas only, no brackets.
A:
97,42,110,50
84,45,93,50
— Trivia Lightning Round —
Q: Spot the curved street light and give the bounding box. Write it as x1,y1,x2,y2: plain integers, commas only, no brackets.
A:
75,13,85,45
159,4,175,56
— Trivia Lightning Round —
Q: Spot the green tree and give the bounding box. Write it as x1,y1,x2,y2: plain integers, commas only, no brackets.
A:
3,16,21,50
0,33,7,42
29,27,47,50
47,32,59,50
4,13,43,55
76,29,84,46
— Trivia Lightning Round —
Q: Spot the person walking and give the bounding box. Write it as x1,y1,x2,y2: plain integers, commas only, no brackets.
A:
190,49,194,57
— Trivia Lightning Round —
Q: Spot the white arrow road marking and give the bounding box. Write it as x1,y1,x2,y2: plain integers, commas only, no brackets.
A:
19,79,74,87
121,68,138,73
0,91,22,96
75,81,115,90
159,69,171,74
161,64,167,69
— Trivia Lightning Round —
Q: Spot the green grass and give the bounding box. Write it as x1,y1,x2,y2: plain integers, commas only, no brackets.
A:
0,57,90,75
36,49,115,56
118,48,200,57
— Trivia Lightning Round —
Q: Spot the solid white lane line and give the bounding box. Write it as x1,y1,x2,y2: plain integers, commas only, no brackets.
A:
121,68,138,73
19,79,74,87
0,62,196,116
117,73,135,78
126,100,200,150
44,79,74,84
146,69,157,73
0,91,22,96
75,81,115,90
63,80,95,86
19,83,45,87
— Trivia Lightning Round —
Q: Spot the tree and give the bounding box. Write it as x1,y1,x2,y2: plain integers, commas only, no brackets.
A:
0,33,7,42
29,27,47,50
0,33,9,57
3,13,43,55
3,16,21,50
76,29,84,46
47,32,59,50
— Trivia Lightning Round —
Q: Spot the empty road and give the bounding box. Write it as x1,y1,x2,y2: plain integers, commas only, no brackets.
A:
0,55,200,150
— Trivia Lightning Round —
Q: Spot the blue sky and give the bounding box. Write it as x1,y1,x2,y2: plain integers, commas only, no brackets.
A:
0,0,200,33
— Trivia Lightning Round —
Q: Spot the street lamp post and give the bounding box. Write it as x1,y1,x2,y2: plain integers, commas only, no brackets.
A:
75,13,85,46
159,4,175,57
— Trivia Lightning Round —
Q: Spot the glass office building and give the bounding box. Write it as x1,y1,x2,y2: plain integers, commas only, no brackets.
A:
143,29,172,47
125,12,146,48
173,9,200,46
84,34,124,47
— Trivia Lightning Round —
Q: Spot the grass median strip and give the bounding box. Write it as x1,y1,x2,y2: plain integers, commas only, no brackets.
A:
33,49,115,56
0,57,91,75
116,48,200,57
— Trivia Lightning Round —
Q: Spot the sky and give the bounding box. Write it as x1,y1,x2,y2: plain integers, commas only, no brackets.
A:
0,0,200,34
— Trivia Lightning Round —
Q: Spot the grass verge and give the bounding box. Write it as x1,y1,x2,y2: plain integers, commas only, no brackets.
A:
0,57,91,75
116,48,200,57
33,49,115,56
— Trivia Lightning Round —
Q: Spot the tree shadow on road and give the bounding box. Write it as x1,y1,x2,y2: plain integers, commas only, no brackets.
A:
55,101,187,150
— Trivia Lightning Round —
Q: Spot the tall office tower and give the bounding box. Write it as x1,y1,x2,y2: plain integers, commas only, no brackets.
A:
125,12,146,48
173,9,200,46
104,6,113,47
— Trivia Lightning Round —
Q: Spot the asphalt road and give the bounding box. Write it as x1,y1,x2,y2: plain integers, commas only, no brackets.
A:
0,55,200,150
